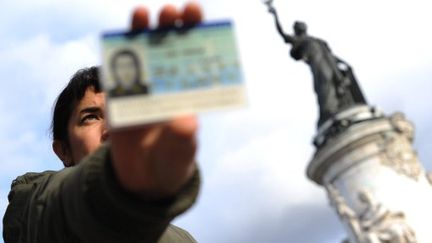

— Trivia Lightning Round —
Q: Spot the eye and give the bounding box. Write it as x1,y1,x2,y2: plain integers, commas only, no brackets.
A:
80,114,100,124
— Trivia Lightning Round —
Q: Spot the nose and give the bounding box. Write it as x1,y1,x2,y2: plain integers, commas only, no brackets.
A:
101,127,110,142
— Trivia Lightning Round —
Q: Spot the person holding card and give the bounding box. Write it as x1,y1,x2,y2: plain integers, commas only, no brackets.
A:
3,3,203,243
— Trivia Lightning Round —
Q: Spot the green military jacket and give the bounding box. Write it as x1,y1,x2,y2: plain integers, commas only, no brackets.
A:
2,144,199,243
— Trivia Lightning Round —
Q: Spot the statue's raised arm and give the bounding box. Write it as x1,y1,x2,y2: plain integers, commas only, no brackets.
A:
264,0,294,44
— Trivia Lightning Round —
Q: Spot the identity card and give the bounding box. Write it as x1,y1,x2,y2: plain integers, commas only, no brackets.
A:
100,21,247,128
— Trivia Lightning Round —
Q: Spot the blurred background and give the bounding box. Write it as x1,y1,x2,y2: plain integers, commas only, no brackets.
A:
0,0,431,242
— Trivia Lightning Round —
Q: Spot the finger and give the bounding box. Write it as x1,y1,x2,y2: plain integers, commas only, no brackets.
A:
182,2,203,26
158,4,180,28
166,115,198,139
131,6,150,31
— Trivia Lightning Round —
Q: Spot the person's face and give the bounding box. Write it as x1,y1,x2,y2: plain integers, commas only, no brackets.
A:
114,55,138,89
54,87,109,166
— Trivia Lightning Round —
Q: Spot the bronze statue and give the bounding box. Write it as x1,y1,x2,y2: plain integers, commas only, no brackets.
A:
265,0,367,127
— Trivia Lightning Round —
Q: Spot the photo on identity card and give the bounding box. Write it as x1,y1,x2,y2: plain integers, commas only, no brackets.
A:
100,20,247,129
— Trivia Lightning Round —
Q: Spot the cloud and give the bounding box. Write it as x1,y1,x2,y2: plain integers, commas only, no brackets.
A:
174,115,346,242
231,203,344,243
0,33,98,107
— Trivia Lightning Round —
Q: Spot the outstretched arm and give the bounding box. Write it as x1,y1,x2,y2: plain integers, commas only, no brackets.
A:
3,145,200,243
268,6,293,44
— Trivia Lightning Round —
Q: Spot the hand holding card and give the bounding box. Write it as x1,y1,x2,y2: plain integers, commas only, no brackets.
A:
109,3,202,199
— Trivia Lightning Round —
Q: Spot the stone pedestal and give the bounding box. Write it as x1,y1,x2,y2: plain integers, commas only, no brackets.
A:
307,105,432,243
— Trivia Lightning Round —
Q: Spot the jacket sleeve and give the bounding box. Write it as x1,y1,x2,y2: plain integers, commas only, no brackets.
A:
6,144,200,243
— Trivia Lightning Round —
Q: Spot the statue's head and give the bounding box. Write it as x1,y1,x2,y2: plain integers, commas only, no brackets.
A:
294,21,307,36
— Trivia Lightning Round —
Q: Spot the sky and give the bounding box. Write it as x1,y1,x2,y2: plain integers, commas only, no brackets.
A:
0,0,431,242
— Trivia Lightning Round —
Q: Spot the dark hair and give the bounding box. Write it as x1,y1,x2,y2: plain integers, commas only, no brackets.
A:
110,49,141,83
51,66,101,145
